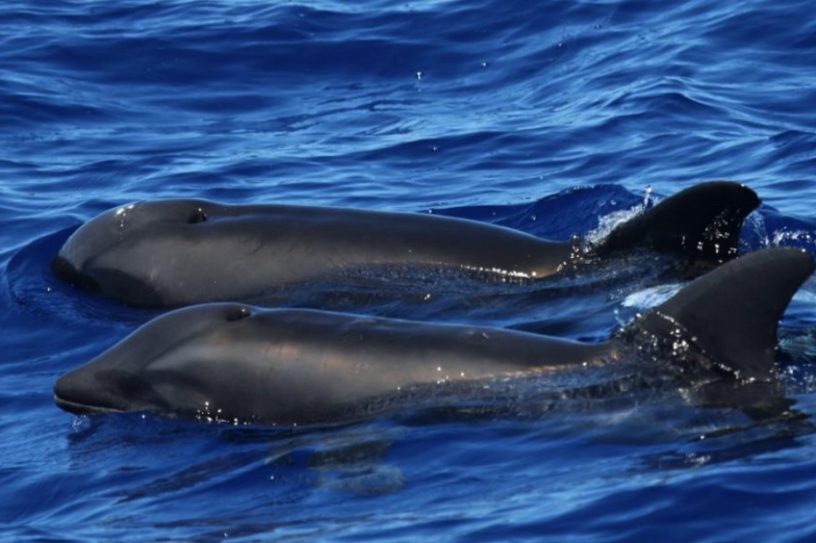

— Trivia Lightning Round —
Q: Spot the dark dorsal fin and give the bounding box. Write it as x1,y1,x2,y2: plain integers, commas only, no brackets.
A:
626,247,813,419
597,181,760,262
638,247,814,383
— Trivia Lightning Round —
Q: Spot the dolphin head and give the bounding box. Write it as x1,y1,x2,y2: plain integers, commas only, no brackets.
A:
54,303,259,420
52,200,218,306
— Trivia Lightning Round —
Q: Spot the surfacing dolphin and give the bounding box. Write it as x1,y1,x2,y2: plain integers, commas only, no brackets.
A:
52,181,759,307
54,247,813,425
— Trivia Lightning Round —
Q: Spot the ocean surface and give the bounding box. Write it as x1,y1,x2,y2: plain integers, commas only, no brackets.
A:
2,1,816,541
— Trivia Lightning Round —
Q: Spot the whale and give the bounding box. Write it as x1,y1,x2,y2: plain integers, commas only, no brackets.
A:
53,247,813,425
51,181,759,307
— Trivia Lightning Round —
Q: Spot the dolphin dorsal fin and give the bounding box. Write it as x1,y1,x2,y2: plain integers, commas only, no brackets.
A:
597,181,760,262
634,247,814,383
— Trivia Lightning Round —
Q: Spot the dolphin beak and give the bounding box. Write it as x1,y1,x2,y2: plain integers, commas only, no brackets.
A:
53,366,127,415
51,255,100,292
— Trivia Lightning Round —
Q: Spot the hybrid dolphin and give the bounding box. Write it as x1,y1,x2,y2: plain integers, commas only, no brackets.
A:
54,247,813,425
52,181,759,307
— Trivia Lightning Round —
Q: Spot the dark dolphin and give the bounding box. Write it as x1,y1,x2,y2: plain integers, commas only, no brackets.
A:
52,181,759,307
54,247,813,425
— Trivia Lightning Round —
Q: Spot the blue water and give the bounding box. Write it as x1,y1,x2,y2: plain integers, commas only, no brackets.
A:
3,0,816,540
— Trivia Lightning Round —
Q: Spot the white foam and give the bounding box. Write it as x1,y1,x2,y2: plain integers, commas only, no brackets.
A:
621,283,683,310
585,186,657,246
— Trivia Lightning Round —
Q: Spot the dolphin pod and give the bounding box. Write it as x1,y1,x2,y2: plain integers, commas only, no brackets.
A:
52,181,759,307
54,248,814,425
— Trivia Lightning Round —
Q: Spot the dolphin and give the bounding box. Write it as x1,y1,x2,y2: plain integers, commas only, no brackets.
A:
52,181,759,307
53,247,813,425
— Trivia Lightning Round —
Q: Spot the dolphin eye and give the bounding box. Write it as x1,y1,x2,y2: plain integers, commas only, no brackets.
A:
188,208,208,224
225,306,251,322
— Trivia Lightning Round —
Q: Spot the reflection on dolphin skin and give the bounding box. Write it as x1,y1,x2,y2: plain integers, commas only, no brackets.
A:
52,181,759,307
54,248,813,425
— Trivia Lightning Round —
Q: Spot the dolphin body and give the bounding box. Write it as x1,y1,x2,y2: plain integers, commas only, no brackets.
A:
54,248,814,425
52,182,759,307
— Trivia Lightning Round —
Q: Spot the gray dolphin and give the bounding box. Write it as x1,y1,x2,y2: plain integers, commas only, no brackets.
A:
52,181,759,307
54,247,813,425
